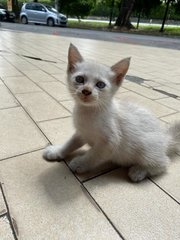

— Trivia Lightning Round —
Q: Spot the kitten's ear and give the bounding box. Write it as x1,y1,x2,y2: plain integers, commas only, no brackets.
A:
111,58,131,85
68,43,83,73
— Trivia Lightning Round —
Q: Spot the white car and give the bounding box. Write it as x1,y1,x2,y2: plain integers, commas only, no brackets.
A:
20,2,67,27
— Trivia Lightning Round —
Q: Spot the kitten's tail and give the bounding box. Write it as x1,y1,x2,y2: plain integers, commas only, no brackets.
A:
167,122,180,156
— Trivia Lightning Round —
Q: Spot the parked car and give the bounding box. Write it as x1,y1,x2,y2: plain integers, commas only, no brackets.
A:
20,2,67,27
0,7,16,22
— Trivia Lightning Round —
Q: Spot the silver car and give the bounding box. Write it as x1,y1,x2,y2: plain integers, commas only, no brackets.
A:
20,2,67,27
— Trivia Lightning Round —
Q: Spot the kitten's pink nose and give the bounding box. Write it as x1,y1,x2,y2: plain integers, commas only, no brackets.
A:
82,89,92,96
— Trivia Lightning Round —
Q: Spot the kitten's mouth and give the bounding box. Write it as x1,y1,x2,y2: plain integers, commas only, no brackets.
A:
80,96,92,102
79,95,95,105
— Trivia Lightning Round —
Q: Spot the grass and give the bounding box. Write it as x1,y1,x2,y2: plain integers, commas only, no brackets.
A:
137,25,180,37
68,19,180,37
68,20,108,30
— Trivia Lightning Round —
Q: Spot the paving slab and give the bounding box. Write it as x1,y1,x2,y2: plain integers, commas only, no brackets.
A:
37,63,65,74
0,216,14,240
3,55,25,64
0,84,18,110
84,169,180,240
52,73,67,84
37,81,72,101
161,112,180,123
123,81,168,100
117,91,176,118
60,100,74,113
156,86,180,97
38,117,74,144
22,69,58,83
16,92,70,122
0,66,23,78
2,76,41,94
0,107,47,160
0,188,7,216
0,151,121,240
151,154,180,203
11,61,38,72
156,97,180,112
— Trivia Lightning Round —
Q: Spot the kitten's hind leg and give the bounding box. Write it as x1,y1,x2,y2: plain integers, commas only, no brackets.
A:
43,133,85,161
128,165,148,182
128,156,169,182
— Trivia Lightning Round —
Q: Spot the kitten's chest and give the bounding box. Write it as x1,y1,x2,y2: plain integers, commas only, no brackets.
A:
73,109,103,143
75,111,99,132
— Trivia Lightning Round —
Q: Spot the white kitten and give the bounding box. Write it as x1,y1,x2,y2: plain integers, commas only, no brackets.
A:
43,44,180,182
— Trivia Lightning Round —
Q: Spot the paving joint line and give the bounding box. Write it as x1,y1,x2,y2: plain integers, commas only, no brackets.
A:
122,86,169,101
2,42,67,82
0,183,18,240
37,115,72,124
0,49,58,63
0,105,20,111
81,183,126,240
125,76,180,99
63,160,126,239
7,60,73,115
82,167,121,184
149,178,180,205
159,111,179,120
0,211,7,218
0,147,45,162
2,80,53,145
14,90,43,95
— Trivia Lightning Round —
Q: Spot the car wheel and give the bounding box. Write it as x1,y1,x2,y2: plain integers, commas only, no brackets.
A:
47,18,54,27
21,16,28,24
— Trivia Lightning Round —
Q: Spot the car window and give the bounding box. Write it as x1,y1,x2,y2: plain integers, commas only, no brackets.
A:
34,4,46,12
25,3,33,10
45,5,57,13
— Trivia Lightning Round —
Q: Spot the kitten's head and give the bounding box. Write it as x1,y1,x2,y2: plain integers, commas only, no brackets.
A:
67,43,130,107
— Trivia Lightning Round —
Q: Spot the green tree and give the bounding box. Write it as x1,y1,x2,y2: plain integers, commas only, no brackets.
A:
58,0,75,12
59,0,95,19
134,0,161,28
174,0,180,16
90,0,119,19
101,0,117,26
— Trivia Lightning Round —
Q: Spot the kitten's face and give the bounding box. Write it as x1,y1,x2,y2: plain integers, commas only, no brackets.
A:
68,61,115,107
67,44,130,107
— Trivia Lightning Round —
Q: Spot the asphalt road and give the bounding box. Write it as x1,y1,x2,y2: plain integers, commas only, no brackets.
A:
0,22,180,50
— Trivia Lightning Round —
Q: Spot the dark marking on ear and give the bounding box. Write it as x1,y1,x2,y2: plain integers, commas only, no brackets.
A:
115,73,124,86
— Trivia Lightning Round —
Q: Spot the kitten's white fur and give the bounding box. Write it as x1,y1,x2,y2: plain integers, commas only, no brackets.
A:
43,44,180,182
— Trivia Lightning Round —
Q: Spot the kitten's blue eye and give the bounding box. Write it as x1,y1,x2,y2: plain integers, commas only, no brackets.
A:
96,81,106,89
75,76,84,84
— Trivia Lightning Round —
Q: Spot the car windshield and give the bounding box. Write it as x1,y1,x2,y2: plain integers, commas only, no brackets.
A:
45,5,58,13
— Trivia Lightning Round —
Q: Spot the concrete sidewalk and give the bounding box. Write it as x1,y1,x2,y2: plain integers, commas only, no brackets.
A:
0,29,180,240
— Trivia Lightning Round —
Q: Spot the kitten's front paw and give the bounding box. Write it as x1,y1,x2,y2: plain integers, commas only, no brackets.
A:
69,156,89,174
43,145,64,162
128,166,147,182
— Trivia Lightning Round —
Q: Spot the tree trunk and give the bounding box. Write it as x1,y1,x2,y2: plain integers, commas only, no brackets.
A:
12,0,19,18
160,0,171,32
136,11,141,29
109,0,115,27
115,0,135,29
